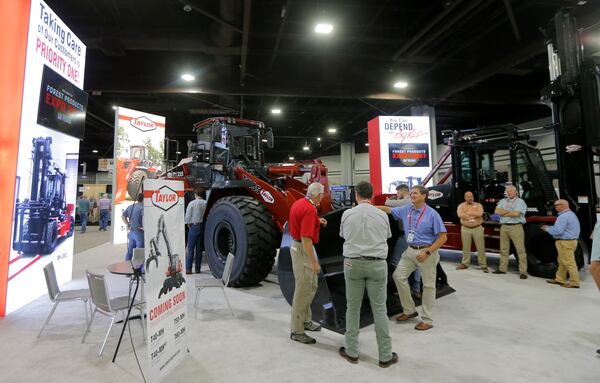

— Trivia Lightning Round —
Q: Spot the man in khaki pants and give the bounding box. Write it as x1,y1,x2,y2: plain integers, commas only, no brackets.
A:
494,185,528,279
589,221,600,354
542,199,581,288
456,191,487,272
288,182,328,344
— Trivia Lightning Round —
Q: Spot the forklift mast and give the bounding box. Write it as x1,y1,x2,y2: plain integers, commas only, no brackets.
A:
542,9,599,248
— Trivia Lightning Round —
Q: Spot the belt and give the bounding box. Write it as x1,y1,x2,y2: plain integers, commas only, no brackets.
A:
503,223,522,225
344,256,384,261
557,239,577,241
463,224,482,228
292,238,301,242
409,244,431,250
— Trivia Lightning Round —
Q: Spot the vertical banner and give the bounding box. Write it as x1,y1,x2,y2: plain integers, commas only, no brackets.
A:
4,0,86,315
112,107,165,245
368,116,432,196
143,180,187,382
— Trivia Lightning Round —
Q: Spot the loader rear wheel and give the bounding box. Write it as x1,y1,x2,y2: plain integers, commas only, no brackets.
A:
204,196,281,287
127,170,146,200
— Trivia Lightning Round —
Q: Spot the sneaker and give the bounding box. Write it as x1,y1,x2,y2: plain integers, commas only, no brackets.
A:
379,352,399,368
290,333,316,344
304,321,322,331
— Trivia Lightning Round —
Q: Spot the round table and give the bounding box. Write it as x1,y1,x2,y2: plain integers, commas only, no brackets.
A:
107,261,135,276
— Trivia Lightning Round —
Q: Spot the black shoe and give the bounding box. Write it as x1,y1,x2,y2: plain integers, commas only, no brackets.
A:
492,270,506,274
520,274,528,280
379,352,398,368
597,349,600,355
186,269,193,274
195,270,201,274
338,347,358,364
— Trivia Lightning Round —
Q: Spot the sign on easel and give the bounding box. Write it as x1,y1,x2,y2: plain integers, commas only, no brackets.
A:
143,179,187,382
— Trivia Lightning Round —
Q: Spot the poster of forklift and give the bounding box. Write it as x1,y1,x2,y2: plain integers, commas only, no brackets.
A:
112,107,165,245
4,0,86,315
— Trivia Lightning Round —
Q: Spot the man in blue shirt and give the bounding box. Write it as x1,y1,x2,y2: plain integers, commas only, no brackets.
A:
378,185,447,331
122,193,144,261
589,219,600,355
494,185,528,279
185,188,207,274
542,199,581,288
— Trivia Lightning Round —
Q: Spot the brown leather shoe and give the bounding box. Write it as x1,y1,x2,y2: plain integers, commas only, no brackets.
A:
414,322,433,331
546,279,563,285
379,352,398,368
520,274,528,280
338,347,358,364
481,266,489,273
562,283,580,289
456,264,468,270
395,312,418,322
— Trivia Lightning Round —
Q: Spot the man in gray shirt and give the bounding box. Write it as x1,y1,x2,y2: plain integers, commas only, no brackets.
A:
338,181,398,368
77,195,91,233
185,188,207,273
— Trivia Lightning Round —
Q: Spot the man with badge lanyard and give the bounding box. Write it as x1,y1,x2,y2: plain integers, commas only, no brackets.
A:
378,185,447,331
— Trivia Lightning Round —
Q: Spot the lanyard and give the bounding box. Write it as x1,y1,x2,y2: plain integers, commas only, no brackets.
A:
408,205,427,231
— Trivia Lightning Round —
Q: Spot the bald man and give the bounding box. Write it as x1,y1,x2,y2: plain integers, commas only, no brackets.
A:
456,191,487,272
542,199,581,288
494,185,528,279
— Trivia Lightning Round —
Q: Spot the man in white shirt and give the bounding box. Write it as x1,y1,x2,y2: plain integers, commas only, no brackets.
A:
185,188,207,274
338,181,397,368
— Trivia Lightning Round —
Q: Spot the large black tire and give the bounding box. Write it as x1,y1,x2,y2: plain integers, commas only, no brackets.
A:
127,170,146,200
204,196,281,287
42,221,58,254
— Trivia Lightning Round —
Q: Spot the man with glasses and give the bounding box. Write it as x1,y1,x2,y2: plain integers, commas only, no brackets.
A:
289,182,328,344
542,199,581,288
494,185,528,279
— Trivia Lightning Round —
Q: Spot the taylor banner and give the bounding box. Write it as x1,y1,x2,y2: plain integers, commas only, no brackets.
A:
143,179,187,382
112,106,165,245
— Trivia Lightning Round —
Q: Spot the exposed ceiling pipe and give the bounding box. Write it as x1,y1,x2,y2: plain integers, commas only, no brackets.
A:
392,0,464,60
177,0,242,33
503,0,521,41
240,0,251,86
407,0,486,57
268,0,293,72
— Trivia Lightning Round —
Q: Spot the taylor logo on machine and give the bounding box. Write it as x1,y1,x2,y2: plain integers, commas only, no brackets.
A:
428,190,444,200
151,186,179,211
260,189,274,204
130,116,158,132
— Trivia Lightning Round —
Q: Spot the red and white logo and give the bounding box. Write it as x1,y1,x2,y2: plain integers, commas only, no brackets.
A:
130,116,157,132
260,190,274,204
151,185,179,211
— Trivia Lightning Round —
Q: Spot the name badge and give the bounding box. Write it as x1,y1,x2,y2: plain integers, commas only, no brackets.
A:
406,231,415,243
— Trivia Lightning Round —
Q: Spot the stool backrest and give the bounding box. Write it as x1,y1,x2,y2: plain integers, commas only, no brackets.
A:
43,262,60,302
86,270,112,312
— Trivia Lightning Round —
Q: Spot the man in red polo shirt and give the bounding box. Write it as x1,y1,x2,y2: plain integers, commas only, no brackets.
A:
289,181,328,344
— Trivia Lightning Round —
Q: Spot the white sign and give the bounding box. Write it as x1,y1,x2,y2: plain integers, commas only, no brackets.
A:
6,0,86,314
368,116,432,196
144,180,187,382
112,106,165,245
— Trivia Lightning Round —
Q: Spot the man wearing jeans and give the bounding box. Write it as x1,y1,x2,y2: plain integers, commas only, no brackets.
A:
185,188,207,274
288,182,327,345
77,195,90,233
339,181,397,368
122,193,144,261
98,194,111,231
378,185,447,331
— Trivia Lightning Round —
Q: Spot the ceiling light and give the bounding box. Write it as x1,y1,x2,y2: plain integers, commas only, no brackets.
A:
92,149,98,154
181,73,195,82
112,105,117,110
271,108,281,114
365,143,369,147
303,145,310,151
176,151,182,154
315,23,333,34
577,0,587,5
261,139,268,143
327,127,337,134
393,81,408,89
183,4,192,12
316,137,321,141
289,156,295,161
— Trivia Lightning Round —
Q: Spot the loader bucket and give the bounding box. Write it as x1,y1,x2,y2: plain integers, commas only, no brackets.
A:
277,208,455,334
